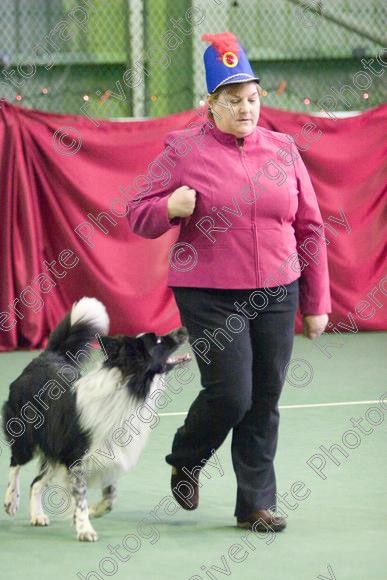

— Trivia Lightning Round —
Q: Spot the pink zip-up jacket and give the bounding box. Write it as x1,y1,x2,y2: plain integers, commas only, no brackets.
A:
128,121,331,314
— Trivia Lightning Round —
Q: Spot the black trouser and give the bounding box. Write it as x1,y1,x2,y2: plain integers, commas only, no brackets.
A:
165,280,299,519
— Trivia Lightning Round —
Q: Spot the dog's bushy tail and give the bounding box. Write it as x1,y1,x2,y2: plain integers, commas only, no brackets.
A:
46,297,109,357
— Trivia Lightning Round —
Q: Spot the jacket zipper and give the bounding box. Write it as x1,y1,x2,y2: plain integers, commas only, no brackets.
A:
236,138,259,287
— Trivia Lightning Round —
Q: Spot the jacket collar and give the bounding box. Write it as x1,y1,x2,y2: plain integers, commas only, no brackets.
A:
207,120,258,150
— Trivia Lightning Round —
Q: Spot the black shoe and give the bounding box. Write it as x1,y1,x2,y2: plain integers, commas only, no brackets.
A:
171,466,199,510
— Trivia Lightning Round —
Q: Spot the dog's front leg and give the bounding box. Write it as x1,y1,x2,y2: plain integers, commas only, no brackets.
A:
29,466,53,526
4,465,21,517
68,466,98,542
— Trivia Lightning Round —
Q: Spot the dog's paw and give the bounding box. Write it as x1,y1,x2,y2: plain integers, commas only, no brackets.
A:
4,488,20,517
30,514,50,526
77,527,98,542
89,500,113,519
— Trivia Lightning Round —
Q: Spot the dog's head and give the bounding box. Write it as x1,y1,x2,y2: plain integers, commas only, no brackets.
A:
97,327,191,398
138,327,191,373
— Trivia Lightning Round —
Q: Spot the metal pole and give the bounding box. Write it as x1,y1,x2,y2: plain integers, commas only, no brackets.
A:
128,0,146,117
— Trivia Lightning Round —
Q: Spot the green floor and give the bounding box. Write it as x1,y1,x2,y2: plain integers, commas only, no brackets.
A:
0,333,386,580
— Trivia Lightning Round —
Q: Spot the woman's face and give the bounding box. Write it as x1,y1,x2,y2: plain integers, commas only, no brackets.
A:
208,82,260,138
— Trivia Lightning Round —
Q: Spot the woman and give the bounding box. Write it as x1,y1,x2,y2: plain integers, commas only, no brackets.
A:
128,32,331,532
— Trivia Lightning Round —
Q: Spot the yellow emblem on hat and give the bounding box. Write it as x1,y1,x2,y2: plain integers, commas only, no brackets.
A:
223,51,238,67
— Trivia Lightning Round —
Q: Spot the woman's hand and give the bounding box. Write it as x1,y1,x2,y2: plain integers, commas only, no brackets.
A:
167,185,196,219
302,314,329,340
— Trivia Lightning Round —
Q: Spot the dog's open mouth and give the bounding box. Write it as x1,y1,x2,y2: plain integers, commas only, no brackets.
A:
166,352,192,366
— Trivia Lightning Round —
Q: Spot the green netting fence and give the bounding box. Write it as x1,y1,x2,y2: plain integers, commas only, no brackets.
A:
0,0,386,119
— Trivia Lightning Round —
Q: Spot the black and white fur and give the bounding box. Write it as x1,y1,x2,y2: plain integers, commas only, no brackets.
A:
2,297,189,541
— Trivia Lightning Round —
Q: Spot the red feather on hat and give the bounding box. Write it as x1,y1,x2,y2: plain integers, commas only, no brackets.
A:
201,32,240,56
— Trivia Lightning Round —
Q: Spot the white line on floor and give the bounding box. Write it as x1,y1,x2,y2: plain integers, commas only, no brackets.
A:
159,399,382,417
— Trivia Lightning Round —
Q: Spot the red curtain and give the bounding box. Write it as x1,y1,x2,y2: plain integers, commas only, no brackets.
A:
0,101,386,351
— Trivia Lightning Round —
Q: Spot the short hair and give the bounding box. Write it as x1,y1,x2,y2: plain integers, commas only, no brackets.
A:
207,82,262,119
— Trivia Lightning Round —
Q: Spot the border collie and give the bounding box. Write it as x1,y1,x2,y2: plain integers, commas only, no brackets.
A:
2,297,190,541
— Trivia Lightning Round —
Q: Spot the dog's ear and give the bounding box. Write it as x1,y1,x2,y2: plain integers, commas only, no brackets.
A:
97,335,122,360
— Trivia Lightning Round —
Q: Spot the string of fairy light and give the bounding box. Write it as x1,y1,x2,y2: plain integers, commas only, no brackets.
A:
9,81,371,107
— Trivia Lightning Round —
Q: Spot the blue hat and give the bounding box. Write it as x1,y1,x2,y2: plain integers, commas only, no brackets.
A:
202,32,260,94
